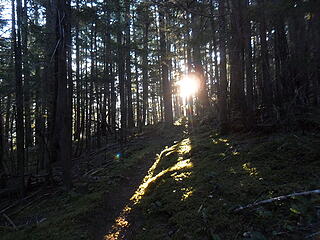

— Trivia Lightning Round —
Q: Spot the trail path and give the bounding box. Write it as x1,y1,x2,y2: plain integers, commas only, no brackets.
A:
86,129,182,240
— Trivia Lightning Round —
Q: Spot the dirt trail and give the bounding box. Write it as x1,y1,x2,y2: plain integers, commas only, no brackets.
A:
86,129,182,240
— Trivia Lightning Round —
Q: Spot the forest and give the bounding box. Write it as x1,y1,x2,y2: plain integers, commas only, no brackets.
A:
0,0,320,239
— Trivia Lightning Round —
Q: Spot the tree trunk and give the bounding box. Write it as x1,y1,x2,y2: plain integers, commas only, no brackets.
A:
191,11,209,113
142,19,149,126
244,0,254,127
125,0,134,129
0,97,4,175
54,0,72,190
117,0,127,141
218,0,228,133
13,0,25,196
258,0,272,109
229,0,246,126
159,5,173,124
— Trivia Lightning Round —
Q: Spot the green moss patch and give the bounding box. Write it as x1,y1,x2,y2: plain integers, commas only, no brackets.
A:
132,130,320,240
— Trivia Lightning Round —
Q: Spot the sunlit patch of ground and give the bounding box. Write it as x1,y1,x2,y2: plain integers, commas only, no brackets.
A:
129,130,320,240
104,137,193,239
104,206,132,240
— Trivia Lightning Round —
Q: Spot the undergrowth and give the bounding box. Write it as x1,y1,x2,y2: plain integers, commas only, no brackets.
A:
131,128,320,240
0,124,183,240
1,122,320,240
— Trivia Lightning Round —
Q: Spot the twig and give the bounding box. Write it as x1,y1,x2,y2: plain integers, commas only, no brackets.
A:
0,188,42,214
305,231,320,239
2,213,17,230
234,189,320,212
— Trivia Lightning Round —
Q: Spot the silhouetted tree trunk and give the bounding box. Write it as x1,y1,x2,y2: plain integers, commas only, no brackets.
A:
22,0,32,151
191,11,209,113
125,0,134,129
310,1,320,105
117,0,127,141
142,15,149,126
274,13,289,105
159,5,173,124
54,0,72,190
229,0,245,119
258,0,272,109
218,0,228,132
75,0,81,142
13,0,25,196
45,0,57,180
243,0,254,127
0,98,4,175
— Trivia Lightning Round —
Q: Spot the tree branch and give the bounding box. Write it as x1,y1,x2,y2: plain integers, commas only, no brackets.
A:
234,189,320,212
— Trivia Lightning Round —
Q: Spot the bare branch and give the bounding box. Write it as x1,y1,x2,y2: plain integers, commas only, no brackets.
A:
234,189,320,212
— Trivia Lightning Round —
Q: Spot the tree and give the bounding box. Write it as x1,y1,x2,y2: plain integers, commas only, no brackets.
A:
13,0,25,196
217,0,228,132
159,4,173,124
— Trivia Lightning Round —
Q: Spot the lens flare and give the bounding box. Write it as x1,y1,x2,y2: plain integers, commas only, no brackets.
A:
177,74,199,98
115,153,121,160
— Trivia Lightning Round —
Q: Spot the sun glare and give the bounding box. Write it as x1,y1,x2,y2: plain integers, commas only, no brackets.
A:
177,74,199,98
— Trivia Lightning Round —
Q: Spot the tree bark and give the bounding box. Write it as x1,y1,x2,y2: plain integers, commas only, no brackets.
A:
54,0,72,190
142,17,149,126
13,0,25,196
125,0,134,129
218,0,228,133
117,0,127,141
258,0,272,108
159,5,173,124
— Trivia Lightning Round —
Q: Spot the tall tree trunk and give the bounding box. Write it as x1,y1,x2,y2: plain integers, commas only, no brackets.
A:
117,0,127,141
310,0,320,105
142,7,150,126
244,0,254,126
191,11,209,113
125,0,134,129
22,0,32,151
159,5,173,124
218,0,228,132
54,0,72,190
134,49,141,131
0,98,4,175
75,0,81,142
274,13,289,105
13,0,25,196
45,0,57,180
258,0,272,109
229,0,245,122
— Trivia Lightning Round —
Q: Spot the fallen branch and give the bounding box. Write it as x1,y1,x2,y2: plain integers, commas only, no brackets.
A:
0,188,42,215
234,189,320,212
2,213,17,230
305,231,320,239
83,161,113,177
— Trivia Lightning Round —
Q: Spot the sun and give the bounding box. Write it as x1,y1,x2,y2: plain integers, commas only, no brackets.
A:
177,74,200,98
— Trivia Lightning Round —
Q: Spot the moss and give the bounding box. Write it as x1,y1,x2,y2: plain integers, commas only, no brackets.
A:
1,124,185,240
2,124,320,239
132,130,320,239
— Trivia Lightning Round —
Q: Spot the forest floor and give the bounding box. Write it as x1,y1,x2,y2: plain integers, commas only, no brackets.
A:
1,118,320,240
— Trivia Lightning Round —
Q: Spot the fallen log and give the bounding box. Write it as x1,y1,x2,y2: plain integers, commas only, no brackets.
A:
234,189,320,212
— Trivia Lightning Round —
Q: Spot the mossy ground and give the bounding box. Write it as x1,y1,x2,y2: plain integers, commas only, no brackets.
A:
0,124,184,240
130,127,320,240
1,123,320,240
